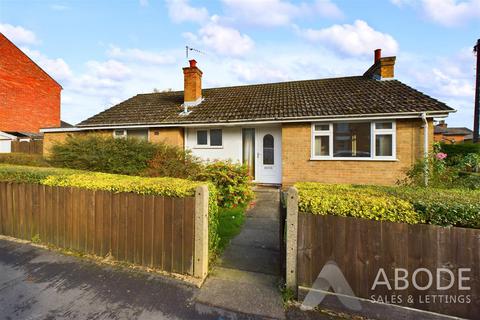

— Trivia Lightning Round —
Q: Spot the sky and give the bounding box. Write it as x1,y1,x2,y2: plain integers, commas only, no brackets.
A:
0,0,479,127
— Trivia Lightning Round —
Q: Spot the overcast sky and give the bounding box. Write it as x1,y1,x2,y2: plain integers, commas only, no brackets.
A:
1,0,479,127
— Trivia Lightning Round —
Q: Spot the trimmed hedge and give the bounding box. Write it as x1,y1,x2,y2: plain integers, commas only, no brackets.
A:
295,182,480,229
295,183,420,224
0,153,50,167
0,164,220,255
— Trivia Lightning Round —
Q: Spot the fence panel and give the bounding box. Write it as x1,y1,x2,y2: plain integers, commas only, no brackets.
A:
296,213,480,319
11,140,43,154
0,182,197,276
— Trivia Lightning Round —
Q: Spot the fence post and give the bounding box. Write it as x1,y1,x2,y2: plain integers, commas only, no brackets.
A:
286,186,298,293
194,185,209,280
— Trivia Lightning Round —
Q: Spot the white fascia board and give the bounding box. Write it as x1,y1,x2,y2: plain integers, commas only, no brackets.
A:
40,110,454,133
0,131,18,139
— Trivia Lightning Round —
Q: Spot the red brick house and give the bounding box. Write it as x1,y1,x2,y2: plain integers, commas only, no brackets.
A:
0,33,62,134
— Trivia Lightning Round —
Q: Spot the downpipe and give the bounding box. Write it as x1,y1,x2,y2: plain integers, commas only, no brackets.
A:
421,112,429,187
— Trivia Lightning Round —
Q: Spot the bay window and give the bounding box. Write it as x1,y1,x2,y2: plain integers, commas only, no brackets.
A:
312,121,396,160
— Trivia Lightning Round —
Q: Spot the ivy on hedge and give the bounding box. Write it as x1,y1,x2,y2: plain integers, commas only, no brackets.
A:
0,164,220,255
295,182,480,229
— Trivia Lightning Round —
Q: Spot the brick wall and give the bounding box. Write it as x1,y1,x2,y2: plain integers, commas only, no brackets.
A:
149,127,184,147
0,34,61,133
43,131,112,156
281,119,433,186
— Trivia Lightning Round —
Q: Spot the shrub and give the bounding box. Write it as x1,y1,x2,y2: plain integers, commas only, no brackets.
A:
49,134,157,175
194,161,254,208
295,182,420,224
143,144,203,179
0,153,50,167
439,142,480,161
380,187,480,228
295,182,480,229
0,164,220,255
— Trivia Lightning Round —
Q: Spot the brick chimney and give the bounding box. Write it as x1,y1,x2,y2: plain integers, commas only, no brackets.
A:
183,59,203,106
438,120,447,129
364,49,396,80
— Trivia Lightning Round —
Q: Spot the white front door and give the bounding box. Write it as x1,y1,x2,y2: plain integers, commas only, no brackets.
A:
255,127,282,184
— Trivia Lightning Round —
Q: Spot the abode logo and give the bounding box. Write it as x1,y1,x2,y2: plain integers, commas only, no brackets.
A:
301,261,362,311
301,261,473,311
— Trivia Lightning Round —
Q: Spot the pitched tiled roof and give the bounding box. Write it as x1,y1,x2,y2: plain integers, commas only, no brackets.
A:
434,126,472,136
78,76,454,127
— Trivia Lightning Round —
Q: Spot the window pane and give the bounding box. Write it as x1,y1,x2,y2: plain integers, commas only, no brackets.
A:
126,129,148,141
333,122,371,157
263,134,274,165
375,134,393,157
314,124,329,131
375,122,393,129
197,130,208,145
210,129,222,146
314,136,330,156
114,130,124,136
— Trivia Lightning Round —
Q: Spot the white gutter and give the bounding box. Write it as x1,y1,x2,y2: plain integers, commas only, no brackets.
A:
421,112,429,187
40,110,453,133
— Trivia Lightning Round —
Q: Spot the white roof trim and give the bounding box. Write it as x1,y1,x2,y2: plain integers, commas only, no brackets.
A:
0,131,19,139
40,110,453,133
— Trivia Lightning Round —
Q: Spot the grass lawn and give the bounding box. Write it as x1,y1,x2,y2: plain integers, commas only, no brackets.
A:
217,204,247,251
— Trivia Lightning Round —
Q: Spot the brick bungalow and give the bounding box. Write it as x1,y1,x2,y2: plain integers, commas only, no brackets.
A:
41,49,454,186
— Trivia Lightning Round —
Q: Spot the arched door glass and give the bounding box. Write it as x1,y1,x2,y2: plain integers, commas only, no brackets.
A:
263,134,274,165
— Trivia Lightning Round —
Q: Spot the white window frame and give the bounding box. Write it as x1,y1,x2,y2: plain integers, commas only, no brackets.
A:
113,129,127,139
310,121,397,161
372,121,396,160
113,129,149,141
194,128,223,149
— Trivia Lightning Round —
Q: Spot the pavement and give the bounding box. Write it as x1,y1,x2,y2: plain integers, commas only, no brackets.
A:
195,187,285,319
0,188,354,320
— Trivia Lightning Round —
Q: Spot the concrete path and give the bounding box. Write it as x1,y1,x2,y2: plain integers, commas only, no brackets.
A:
195,187,285,319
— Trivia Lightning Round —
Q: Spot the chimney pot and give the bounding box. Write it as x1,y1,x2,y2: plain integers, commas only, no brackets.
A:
189,59,197,68
374,49,382,64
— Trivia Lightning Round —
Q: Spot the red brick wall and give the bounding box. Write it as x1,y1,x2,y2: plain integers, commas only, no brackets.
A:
0,34,61,133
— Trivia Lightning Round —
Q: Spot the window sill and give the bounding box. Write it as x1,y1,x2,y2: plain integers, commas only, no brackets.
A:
193,146,224,149
310,157,399,162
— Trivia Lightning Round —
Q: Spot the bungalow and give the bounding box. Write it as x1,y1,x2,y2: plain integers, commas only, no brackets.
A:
41,50,454,186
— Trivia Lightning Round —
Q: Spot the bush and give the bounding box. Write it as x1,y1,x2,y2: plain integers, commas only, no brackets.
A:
0,164,220,255
142,144,203,179
295,182,480,229
49,134,157,175
380,187,480,228
403,144,480,189
295,183,420,224
439,142,480,160
0,153,50,167
194,161,254,208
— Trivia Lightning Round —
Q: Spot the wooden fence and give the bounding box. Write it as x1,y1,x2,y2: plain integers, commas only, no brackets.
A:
286,187,480,320
0,182,208,278
11,140,43,154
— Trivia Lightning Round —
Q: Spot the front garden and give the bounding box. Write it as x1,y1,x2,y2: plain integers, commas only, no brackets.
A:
0,134,255,259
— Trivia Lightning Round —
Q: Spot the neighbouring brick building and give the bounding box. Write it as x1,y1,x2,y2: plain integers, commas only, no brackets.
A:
0,33,62,133
42,49,454,186
434,120,473,144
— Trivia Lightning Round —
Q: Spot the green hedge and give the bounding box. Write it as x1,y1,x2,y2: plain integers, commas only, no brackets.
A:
295,183,420,224
0,153,50,167
0,164,220,255
440,143,480,159
295,182,480,228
